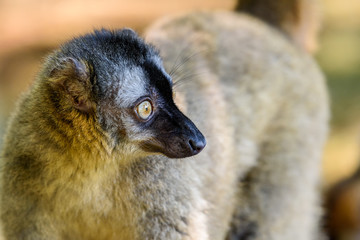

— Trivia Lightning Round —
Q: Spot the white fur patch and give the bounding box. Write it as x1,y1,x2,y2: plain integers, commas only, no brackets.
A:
186,196,209,240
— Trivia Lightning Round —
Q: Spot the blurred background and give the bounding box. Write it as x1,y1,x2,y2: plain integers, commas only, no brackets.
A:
0,0,359,238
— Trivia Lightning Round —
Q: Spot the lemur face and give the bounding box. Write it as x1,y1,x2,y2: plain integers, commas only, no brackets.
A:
49,29,205,159
103,60,206,158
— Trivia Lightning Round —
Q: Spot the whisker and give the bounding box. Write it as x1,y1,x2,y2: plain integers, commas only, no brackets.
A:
168,41,196,76
173,71,209,90
169,50,206,77
165,42,215,90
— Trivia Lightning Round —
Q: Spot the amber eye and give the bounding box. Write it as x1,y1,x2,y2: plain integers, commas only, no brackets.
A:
136,100,153,120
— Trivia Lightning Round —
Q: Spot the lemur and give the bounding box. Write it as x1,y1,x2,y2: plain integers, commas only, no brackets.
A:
0,0,328,239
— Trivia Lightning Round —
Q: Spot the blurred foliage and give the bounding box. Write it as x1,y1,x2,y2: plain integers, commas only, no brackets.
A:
318,1,360,185
317,31,360,129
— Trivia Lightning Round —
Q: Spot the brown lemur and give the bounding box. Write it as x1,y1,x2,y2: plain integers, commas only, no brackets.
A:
0,0,328,239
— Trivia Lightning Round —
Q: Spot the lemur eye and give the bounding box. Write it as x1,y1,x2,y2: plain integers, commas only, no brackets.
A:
136,100,153,120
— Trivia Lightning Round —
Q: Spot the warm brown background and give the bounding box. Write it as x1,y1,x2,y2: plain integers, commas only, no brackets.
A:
0,0,359,189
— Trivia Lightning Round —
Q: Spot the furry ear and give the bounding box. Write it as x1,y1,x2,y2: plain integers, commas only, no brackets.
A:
49,57,94,113
122,28,138,36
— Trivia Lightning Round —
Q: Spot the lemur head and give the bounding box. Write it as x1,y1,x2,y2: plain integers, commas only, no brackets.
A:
44,29,205,159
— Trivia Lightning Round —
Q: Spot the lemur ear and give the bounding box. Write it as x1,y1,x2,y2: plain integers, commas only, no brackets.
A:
121,28,138,36
49,57,94,113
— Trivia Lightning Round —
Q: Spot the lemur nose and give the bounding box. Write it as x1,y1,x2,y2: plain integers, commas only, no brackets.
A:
188,138,206,154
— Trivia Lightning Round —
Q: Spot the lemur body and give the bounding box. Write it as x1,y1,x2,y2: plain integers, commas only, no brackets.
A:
0,0,328,239
146,10,328,239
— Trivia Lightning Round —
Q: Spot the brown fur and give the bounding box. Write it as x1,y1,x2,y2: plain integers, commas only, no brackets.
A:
325,167,360,240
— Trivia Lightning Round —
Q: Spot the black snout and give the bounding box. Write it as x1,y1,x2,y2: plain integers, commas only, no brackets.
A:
188,136,206,155
139,103,207,159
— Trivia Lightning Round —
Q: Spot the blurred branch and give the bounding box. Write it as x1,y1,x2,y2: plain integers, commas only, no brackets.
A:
0,0,234,55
